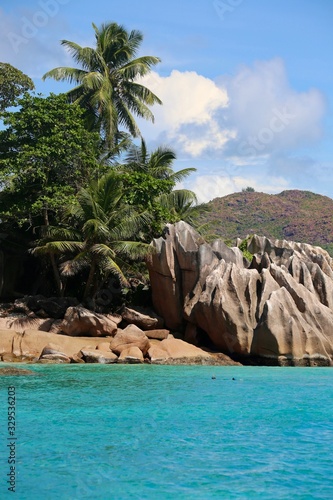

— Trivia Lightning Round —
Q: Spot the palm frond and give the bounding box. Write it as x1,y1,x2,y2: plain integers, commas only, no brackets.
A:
84,220,108,241
110,209,152,240
82,72,104,92
148,146,176,170
120,56,162,79
60,42,101,71
42,67,87,85
123,81,162,106
40,225,81,241
112,240,154,259
98,256,128,284
90,243,116,258
43,21,161,143
113,96,141,137
158,189,198,210
31,240,84,255
124,138,147,166
59,251,90,276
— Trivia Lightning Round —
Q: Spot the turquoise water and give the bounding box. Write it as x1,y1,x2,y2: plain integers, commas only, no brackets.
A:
1,365,333,499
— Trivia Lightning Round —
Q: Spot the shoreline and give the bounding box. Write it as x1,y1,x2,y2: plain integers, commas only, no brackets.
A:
1,300,332,368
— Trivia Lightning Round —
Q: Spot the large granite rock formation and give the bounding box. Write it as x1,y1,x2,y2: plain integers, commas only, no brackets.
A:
147,222,333,366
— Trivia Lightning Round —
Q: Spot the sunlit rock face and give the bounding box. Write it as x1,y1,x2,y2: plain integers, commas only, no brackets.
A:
147,221,333,366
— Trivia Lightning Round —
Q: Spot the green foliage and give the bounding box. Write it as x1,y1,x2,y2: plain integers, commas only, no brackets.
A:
120,171,174,237
123,139,195,183
238,237,253,262
43,22,162,146
320,243,333,257
224,238,234,247
203,190,333,255
156,190,207,229
0,93,101,228
115,139,206,239
32,171,153,299
242,186,255,192
0,31,206,300
122,172,174,207
0,63,34,112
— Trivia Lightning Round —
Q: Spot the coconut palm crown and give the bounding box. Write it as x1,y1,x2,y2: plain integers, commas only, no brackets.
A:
115,139,210,238
32,171,153,299
120,139,196,184
43,22,162,146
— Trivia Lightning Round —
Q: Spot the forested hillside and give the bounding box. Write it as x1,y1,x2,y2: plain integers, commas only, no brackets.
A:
205,189,333,255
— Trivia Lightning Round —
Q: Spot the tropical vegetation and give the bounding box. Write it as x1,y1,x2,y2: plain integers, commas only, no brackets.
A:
116,139,205,238
0,93,101,228
42,22,162,147
205,189,333,256
31,171,153,298
0,21,207,303
0,62,34,112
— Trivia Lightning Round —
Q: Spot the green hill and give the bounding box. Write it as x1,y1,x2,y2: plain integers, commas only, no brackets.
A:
204,189,333,255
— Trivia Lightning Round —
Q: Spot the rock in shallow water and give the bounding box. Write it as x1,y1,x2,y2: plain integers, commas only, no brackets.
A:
80,350,118,364
118,346,144,363
0,366,36,375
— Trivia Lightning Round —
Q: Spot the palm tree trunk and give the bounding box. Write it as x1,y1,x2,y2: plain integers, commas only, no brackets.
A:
84,257,96,299
42,207,64,297
50,252,64,297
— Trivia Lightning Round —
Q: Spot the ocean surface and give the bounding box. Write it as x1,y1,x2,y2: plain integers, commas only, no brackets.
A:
0,364,333,499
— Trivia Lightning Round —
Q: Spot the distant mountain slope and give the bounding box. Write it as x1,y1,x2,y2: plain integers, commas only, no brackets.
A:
205,190,333,254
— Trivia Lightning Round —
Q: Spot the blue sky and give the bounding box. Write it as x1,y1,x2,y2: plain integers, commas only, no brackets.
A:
1,0,332,201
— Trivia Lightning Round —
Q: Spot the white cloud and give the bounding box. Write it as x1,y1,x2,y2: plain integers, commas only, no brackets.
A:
0,10,327,200
137,70,234,156
184,174,290,203
137,60,326,201
139,59,326,167
222,58,326,157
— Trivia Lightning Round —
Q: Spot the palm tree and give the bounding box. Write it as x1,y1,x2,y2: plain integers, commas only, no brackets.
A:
116,139,209,238
156,189,209,226
43,22,162,146
31,171,152,299
121,139,196,184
